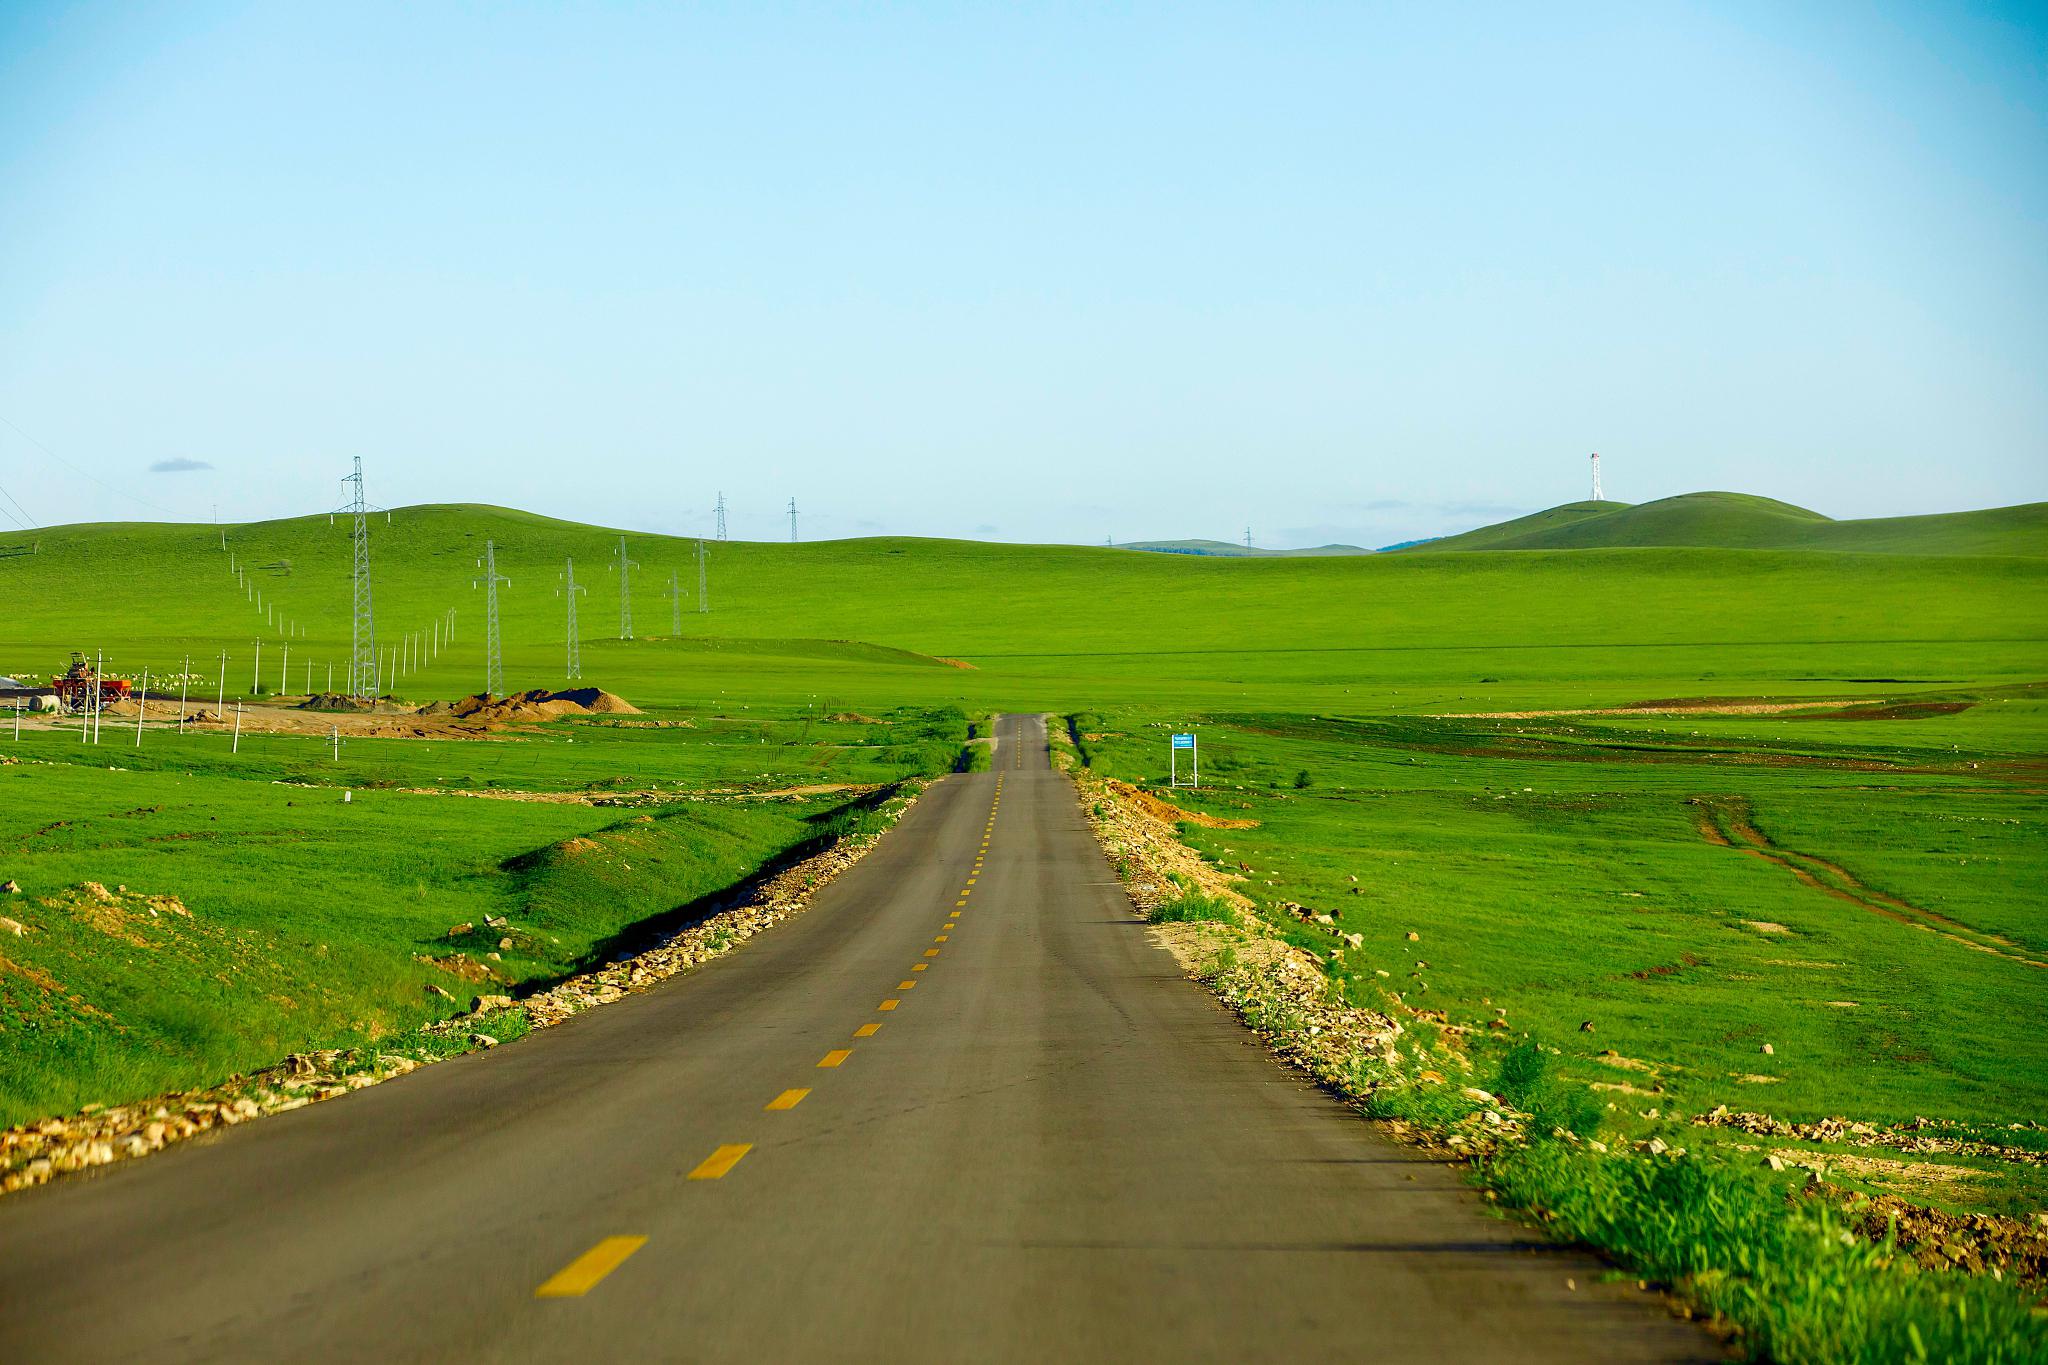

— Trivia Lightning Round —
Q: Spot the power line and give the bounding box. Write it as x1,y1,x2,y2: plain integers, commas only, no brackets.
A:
0,412,179,519
0,476,33,529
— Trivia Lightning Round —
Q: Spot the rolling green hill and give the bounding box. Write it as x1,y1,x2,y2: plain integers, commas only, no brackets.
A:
1115,539,1373,558
3,502,2044,711
1407,492,2048,556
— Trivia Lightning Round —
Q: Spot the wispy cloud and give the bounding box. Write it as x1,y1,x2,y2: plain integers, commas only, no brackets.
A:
149,457,212,474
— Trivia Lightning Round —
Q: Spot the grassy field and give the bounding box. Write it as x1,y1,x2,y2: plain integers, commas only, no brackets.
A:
2,499,2043,1351
0,707,966,1125
1067,692,2047,1218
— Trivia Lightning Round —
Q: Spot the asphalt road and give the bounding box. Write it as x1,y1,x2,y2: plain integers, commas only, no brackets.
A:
0,714,1714,1362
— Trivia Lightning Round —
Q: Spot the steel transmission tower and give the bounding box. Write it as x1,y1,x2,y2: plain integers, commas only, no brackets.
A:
666,568,683,634
1244,526,1253,549
560,557,587,680
472,540,510,697
696,539,709,613
612,536,639,639
788,497,798,542
342,457,378,696
1590,452,1604,502
714,491,728,541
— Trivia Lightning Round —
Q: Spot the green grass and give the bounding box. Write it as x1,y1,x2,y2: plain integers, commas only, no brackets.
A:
1071,701,2048,1218
0,709,965,1126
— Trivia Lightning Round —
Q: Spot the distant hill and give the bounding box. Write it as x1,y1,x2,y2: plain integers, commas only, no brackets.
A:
1116,539,1373,558
1400,493,2048,556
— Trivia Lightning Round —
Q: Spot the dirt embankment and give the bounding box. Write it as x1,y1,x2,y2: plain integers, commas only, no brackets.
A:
32,687,646,742
1099,778,1259,830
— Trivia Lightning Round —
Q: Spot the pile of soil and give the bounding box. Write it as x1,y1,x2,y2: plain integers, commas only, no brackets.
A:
298,693,387,713
428,689,641,725
548,687,640,715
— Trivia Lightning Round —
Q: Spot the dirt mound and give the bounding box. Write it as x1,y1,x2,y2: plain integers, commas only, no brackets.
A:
434,689,640,724
829,712,878,724
546,687,640,715
298,693,384,713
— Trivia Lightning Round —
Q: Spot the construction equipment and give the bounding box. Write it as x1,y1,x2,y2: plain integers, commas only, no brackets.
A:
51,652,131,713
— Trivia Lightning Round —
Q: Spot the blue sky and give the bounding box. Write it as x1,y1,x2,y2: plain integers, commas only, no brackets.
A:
2,1,2042,545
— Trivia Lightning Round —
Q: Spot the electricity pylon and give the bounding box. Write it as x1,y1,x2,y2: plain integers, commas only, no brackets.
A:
696,539,709,613
559,556,587,680
788,497,798,542
612,536,639,639
472,540,510,697
665,568,682,635
341,457,377,695
1591,451,1604,501
714,491,728,541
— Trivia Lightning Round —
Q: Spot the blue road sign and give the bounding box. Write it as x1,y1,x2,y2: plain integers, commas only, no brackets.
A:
1171,733,1194,749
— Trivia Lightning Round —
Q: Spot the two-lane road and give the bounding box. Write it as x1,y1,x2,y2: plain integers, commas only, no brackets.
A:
0,714,1713,1361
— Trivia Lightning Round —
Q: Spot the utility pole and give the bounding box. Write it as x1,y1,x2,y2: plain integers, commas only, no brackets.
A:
1244,526,1253,550
342,457,377,697
696,539,709,613
252,639,262,693
134,678,146,746
612,536,638,640
715,491,728,541
179,653,191,724
472,540,510,697
279,642,289,695
216,649,228,714
788,497,798,543
560,557,587,680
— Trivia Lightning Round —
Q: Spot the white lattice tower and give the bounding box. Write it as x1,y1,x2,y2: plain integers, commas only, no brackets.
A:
612,536,639,639
561,556,587,680
1591,452,1604,502
343,457,377,696
472,540,510,697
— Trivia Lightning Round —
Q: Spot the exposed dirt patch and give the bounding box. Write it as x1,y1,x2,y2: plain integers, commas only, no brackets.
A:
1691,796,2044,968
1101,779,1259,830
1802,1182,2048,1288
1439,697,1880,720
1741,920,1793,935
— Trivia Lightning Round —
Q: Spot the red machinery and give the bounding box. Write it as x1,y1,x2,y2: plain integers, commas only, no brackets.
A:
51,652,131,712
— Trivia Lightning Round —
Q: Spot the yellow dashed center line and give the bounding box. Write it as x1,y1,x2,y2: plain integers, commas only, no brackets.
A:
923,948,941,958
879,999,899,1011
912,963,928,971
535,1236,648,1298
818,1049,853,1068
900,979,918,989
956,899,969,907
855,1023,881,1037
765,1088,809,1111
687,1144,753,1180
